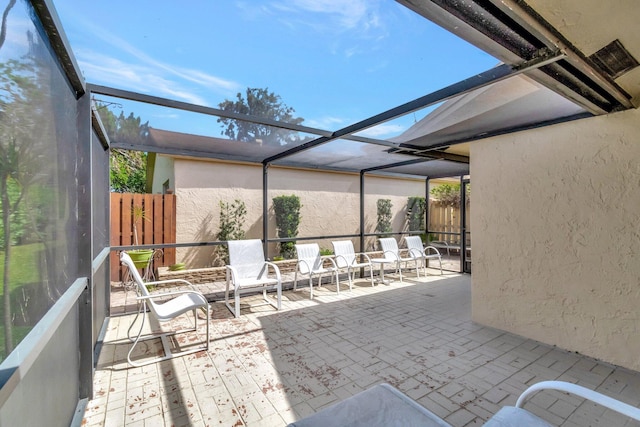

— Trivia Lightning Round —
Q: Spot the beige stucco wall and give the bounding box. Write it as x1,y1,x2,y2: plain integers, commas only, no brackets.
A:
471,108,640,371
168,157,425,267
151,154,174,192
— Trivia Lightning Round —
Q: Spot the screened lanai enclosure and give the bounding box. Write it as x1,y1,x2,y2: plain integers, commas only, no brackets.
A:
0,0,638,425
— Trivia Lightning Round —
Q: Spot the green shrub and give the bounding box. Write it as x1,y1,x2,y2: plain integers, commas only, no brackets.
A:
216,199,247,263
375,199,392,235
273,195,301,259
407,196,426,233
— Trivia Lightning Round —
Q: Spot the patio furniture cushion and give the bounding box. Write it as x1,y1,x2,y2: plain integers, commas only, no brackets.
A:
287,383,452,427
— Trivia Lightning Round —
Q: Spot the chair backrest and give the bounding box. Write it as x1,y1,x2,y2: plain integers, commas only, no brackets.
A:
227,239,268,279
120,251,159,316
332,240,356,268
405,236,424,255
295,243,322,273
378,238,399,259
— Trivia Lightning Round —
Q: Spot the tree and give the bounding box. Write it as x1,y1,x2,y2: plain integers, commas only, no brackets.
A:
430,183,470,207
96,106,149,193
217,87,306,146
0,49,50,354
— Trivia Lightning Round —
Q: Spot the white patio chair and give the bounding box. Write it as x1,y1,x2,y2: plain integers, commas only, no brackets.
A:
331,240,374,289
120,251,210,367
288,380,640,427
225,239,282,318
294,243,339,299
377,237,421,282
405,235,443,276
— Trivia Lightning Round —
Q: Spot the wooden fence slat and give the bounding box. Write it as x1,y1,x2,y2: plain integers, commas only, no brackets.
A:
110,193,177,281
165,194,176,265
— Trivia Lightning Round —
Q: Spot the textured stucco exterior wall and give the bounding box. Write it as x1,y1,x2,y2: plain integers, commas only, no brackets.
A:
170,158,425,267
471,108,640,370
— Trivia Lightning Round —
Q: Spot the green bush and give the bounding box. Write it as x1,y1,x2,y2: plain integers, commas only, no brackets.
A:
273,195,301,259
376,199,392,235
407,196,426,233
216,199,247,263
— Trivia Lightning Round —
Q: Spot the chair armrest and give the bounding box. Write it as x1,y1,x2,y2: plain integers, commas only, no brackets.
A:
516,381,640,422
297,259,313,273
143,278,199,291
225,265,239,284
264,261,282,282
137,289,208,305
355,252,372,263
424,246,441,256
382,250,400,261
334,254,350,268
322,256,338,269
408,248,424,258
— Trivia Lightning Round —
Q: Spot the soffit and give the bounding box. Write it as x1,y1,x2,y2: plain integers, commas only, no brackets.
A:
526,0,640,105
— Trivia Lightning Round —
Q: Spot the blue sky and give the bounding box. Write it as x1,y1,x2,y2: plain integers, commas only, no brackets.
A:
53,0,497,139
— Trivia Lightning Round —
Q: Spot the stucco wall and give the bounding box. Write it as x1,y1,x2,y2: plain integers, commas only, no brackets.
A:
170,157,425,267
471,108,640,371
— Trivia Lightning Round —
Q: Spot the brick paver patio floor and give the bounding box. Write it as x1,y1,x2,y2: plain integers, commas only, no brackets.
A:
83,271,640,426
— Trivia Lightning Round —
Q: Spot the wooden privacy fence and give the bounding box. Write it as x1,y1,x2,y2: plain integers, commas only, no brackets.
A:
110,193,176,281
428,202,470,243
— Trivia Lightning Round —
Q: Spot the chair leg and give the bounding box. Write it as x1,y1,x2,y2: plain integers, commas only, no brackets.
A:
127,300,210,367
127,307,148,367
276,284,282,309
205,303,210,351
234,291,241,318
309,276,314,299
368,265,374,286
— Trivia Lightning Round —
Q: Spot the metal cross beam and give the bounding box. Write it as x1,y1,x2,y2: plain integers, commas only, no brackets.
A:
263,49,565,164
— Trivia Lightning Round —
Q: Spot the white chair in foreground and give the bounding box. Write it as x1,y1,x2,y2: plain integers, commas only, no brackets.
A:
294,243,339,299
405,236,443,276
120,251,210,367
288,380,640,427
331,240,374,290
225,239,282,318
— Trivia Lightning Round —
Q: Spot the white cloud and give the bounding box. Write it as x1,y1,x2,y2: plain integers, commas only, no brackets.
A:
73,21,241,104
356,123,405,138
304,116,345,130
78,51,209,106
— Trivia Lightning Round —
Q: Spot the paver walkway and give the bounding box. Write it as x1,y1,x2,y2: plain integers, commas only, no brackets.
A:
83,272,640,426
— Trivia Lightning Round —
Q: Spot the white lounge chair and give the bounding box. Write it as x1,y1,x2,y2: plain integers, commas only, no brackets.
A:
294,243,339,299
225,239,282,318
120,251,210,367
331,240,374,289
405,235,443,276
288,380,640,427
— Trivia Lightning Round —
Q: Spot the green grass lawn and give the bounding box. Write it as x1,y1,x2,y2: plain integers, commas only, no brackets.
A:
0,243,43,292
0,243,44,360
